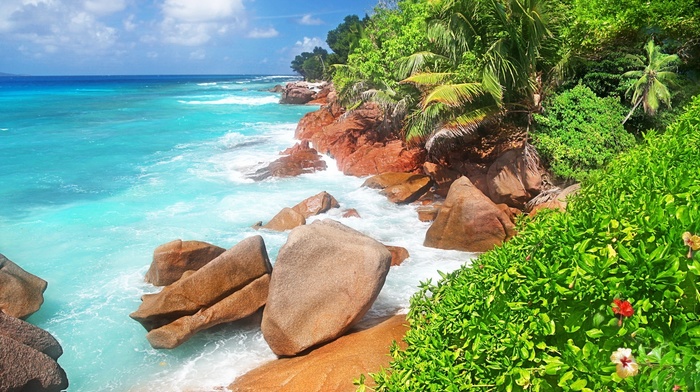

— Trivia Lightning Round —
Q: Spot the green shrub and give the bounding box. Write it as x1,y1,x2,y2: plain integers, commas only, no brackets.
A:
532,85,636,182
361,95,700,391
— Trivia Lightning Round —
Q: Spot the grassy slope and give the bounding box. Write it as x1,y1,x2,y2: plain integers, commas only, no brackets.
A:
366,95,700,391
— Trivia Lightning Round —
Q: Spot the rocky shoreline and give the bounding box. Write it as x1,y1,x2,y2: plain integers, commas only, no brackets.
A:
127,81,576,391
0,80,578,392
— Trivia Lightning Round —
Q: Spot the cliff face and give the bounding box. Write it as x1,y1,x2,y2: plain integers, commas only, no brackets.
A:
294,93,426,176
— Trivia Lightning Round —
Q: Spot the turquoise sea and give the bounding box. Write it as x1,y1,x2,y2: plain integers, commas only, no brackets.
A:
0,75,473,391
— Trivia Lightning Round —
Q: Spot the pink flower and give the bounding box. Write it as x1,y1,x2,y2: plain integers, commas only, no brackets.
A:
610,348,639,378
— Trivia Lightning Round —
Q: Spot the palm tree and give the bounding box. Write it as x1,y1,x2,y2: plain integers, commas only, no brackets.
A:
622,39,679,124
400,0,557,153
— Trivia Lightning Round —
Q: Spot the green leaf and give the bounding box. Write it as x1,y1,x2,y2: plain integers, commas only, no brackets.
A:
585,329,604,338
570,379,587,390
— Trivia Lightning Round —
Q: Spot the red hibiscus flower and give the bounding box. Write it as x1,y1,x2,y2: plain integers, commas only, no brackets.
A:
612,299,634,326
612,299,634,317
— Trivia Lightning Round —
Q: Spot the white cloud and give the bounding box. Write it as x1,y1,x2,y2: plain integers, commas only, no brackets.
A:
247,27,278,39
83,0,126,16
162,0,244,23
189,49,205,60
123,14,136,32
159,0,247,46
161,19,212,46
294,36,325,53
3,1,118,56
298,14,322,25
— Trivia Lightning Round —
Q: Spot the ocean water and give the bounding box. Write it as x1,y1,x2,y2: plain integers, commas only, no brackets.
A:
0,75,474,391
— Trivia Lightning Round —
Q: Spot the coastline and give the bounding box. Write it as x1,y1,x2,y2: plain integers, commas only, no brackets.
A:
0,75,477,391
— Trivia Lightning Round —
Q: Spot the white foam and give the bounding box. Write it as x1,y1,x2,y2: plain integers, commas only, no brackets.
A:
196,82,217,86
179,96,279,106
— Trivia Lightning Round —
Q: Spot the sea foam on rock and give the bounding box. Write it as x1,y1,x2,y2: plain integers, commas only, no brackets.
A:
261,219,392,357
295,99,426,176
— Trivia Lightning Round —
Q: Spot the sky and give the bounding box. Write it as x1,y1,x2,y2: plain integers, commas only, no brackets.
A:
0,0,380,75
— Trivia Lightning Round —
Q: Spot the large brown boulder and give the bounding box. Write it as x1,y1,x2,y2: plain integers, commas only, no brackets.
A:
230,314,408,392
249,141,327,181
295,106,340,141
306,102,384,161
0,335,68,392
261,208,306,232
130,235,272,331
0,254,47,319
486,147,542,209
295,100,426,177
385,246,410,266
362,173,432,204
146,274,270,349
423,162,462,198
424,176,516,252
280,82,324,105
145,240,226,286
340,140,426,177
291,191,340,219
0,312,63,360
261,220,392,357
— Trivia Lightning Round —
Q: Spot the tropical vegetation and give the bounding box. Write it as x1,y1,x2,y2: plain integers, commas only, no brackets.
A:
358,93,700,392
287,2,700,390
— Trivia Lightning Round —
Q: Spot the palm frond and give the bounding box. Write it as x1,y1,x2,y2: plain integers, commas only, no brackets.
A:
423,82,487,109
396,51,448,79
425,105,502,153
401,72,456,86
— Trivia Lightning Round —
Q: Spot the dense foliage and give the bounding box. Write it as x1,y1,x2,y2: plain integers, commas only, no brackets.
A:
332,0,430,107
400,0,557,151
360,96,700,391
532,85,636,182
290,47,329,81
326,15,367,67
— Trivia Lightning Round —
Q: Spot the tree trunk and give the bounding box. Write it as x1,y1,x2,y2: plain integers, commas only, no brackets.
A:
622,97,643,125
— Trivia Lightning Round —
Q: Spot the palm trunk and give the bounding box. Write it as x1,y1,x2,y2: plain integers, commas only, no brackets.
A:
622,97,643,125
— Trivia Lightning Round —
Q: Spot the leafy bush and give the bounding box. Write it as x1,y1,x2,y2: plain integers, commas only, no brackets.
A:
532,85,636,182
361,95,700,391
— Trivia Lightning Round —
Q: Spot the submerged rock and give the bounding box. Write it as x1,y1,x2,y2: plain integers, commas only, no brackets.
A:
0,253,47,319
249,141,327,181
261,219,391,357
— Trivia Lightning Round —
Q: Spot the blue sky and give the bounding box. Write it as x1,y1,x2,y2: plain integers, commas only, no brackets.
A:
0,0,380,75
